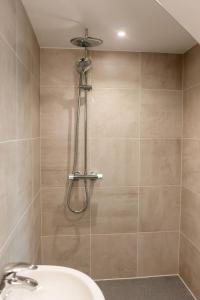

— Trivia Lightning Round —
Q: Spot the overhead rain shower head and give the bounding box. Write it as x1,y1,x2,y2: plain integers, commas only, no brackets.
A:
70,28,103,48
71,36,103,48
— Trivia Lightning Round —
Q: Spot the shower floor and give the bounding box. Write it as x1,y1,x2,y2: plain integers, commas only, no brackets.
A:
97,276,194,300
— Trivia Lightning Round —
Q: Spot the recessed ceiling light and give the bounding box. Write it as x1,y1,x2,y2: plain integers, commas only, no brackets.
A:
117,31,126,37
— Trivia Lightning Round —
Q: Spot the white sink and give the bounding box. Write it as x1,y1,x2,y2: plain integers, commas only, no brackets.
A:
1,266,105,300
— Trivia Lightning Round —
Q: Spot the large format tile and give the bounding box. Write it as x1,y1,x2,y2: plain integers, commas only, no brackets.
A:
41,187,90,235
16,0,32,71
41,137,86,187
181,188,200,250
141,90,182,138
0,0,16,50
91,187,138,234
138,232,179,276
183,85,200,138
40,49,81,87
182,139,200,194
16,140,32,211
141,53,182,90
16,60,31,139
140,139,181,186
40,87,76,138
31,74,40,138
41,169,68,187
89,88,139,138
91,234,137,279
41,138,70,171
139,186,180,232
184,44,200,89
0,196,41,272
32,139,40,198
41,235,90,275
180,234,200,300
91,51,140,89
91,138,139,187
0,142,17,248
0,37,16,141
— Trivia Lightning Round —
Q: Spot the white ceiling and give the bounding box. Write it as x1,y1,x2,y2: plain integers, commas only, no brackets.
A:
22,0,196,53
156,0,200,44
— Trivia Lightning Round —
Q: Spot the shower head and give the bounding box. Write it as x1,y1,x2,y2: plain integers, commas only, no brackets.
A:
70,28,103,48
76,57,92,74
71,36,103,48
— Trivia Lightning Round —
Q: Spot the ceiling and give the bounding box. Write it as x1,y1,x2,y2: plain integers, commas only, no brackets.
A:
156,0,200,43
22,0,196,53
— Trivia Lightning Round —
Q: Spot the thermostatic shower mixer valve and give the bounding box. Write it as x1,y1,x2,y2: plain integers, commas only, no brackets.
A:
68,171,103,180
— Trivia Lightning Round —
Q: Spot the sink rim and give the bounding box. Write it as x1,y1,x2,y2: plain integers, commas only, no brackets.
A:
16,265,105,300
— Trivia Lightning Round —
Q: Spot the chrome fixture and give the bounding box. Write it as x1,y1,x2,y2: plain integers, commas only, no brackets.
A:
70,28,103,48
65,29,103,214
0,263,38,293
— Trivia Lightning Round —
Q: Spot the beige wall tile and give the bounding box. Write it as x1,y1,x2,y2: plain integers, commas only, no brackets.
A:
16,60,32,139
31,75,40,138
0,0,40,278
140,139,181,186
180,234,200,299
0,142,17,248
16,0,32,71
91,51,140,89
32,139,40,197
181,188,200,249
41,187,90,235
0,37,16,141
91,234,137,279
183,85,200,138
91,138,139,187
91,187,138,234
184,44,200,89
89,88,139,138
40,87,76,138
182,139,200,194
0,0,16,50
16,140,32,210
141,90,182,138
0,195,40,272
41,169,67,187
41,138,85,175
139,186,180,232
138,232,179,276
40,49,81,87
41,138,69,171
141,53,182,90
41,235,90,275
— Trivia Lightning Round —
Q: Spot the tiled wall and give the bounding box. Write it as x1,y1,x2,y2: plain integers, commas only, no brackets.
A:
40,49,182,279
0,0,40,275
180,44,200,299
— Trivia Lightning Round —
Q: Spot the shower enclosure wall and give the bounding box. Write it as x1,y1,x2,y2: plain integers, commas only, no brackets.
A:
40,49,182,279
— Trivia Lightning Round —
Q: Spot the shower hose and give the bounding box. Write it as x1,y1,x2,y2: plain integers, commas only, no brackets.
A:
65,71,90,213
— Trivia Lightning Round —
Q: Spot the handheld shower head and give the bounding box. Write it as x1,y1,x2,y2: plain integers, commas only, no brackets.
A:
76,57,91,74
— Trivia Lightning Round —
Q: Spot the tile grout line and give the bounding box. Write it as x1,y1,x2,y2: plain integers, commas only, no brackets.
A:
178,54,184,273
178,275,197,300
95,273,179,282
40,231,180,239
136,52,142,276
